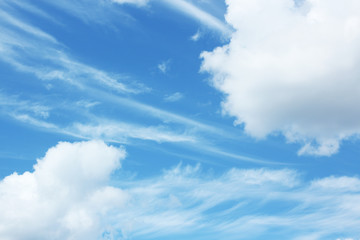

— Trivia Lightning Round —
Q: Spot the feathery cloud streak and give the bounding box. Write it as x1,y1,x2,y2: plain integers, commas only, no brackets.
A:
159,0,232,36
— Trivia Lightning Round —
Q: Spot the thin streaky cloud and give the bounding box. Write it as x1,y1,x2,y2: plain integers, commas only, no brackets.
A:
37,0,137,27
190,30,201,41
2,0,61,25
0,9,57,43
164,92,183,102
0,10,147,94
70,121,197,144
0,92,270,166
90,88,225,134
11,114,58,130
6,110,197,145
0,93,50,119
159,0,232,36
195,144,288,166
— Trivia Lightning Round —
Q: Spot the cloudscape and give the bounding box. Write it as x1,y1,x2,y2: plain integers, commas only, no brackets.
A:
1,0,360,239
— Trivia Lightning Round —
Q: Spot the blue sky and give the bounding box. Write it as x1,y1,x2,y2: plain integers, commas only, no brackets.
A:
1,0,360,239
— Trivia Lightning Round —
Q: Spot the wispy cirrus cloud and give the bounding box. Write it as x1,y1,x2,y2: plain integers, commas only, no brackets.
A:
0,90,272,165
0,2,147,94
38,0,231,37
0,1,222,135
1,98,196,145
70,121,196,144
164,92,183,102
1,140,360,239
0,92,51,119
190,29,201,41
112,0,149,7
159,0,232,36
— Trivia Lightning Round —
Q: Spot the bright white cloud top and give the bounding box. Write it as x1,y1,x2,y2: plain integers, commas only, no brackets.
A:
0,141,127,239
201,0,360,156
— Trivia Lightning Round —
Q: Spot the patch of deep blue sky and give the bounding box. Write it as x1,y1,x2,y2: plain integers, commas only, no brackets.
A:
0,0,359,181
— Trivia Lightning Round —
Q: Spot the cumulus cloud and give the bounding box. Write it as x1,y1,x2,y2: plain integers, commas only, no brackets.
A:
0,141,127,239
201,0,360,156
2,141,360,239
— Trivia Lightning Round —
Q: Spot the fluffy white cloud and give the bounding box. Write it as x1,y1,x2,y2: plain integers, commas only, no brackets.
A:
0,141,127,239
1,141,360,239
201,0,360,156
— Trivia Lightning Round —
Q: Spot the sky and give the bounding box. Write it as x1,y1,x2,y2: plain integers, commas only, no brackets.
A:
1,0,360,239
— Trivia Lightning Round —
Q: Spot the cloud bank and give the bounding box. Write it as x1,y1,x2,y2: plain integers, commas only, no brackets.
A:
1,141,360,239
201,0,360,156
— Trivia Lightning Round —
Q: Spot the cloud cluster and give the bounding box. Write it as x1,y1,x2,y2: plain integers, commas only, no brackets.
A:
201,0,360,156
1,141,360,239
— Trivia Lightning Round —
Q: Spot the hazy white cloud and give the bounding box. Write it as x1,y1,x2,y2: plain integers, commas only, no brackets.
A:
190,30,201,41
112,0,149,6
164,92,183,102
36,0,135,26
75,100,100,109
0,3,147,94
1,141,360,239
34,0,230,37
158,60,170,74
70,121,196,143
0,93,51,119
160,0,232,36
113,0,231,36
201,0,360,156
5,110,197,144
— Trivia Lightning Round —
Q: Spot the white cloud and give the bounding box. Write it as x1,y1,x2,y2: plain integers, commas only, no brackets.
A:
164,92,183,102
190,30,201,41
70,121,196,143
201,0,360,156
1,141,360,239
0,141,127,239
158,60,170,74
0,3,147,94
32,0,230,38
75,100,100,109
160,0,232,36
112,0,149,6
310,176,360,192
0,93,50,119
